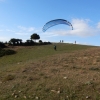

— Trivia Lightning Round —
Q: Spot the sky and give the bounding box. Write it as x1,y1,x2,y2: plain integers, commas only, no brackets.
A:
0,0,100,46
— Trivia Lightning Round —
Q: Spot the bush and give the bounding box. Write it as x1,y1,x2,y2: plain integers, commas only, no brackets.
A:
5,49,16,55
39,40,42,43
43,42,52,45
0,49,4,57
0,49,16,57
0,42,6,48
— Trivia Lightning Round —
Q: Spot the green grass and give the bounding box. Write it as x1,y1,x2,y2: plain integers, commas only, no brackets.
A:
0,43,93,67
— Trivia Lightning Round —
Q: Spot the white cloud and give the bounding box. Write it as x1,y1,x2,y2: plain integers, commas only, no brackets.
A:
97,22,100,29
15,26,35,35
18,26,27,30
0,36,9,42
43,18,99,37
15,32,29,36
6,29,15,32
0,25,41,42
71,19,96,37
0,30,3,32
18,26,35,32
42,31,59,37
28,27,35,32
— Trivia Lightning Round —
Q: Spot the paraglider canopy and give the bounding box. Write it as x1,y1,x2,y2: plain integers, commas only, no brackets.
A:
42,19,73,32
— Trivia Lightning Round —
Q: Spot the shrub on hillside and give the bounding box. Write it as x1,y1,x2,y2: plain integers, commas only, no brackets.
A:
5,49,16,55
0,42,6,48
0,49,16,57
43,42,52,45
0,50,5,57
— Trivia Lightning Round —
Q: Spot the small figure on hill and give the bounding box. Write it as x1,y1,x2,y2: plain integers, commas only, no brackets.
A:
54,45,57,50
75,41,76,44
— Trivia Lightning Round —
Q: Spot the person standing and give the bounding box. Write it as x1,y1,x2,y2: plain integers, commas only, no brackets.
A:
75,41,76,44
54,45,56,50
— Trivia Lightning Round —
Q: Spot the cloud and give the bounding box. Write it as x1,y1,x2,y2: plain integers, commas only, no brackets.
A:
0,30,3,32
15,32,29,36
43,18,99,37
71,19,96,36
97,22,100,29
18,26,35,32
0,36,9,42
15,26,35,35
6,29,15,32
42,31,59,37
0,25,41,42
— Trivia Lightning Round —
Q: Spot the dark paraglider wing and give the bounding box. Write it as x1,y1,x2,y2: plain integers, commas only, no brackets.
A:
42,19,73,32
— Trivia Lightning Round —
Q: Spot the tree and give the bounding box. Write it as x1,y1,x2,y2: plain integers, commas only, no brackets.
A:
9,38,16,45
9,38,22,45
30,33,40,42
25,39,34,45
17,39,22,45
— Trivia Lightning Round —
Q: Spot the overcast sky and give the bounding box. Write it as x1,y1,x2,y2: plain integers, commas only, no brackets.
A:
0,0,100,46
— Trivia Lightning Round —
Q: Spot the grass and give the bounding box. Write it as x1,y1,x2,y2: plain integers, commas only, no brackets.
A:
3,74,15,82
0,43,93,67
0,43,100,100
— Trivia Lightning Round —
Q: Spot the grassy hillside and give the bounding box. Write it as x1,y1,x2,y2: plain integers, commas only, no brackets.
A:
0,43,100,100
0,43,93,67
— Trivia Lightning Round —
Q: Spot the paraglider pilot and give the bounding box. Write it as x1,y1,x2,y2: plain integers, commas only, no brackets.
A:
54,45,56,50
